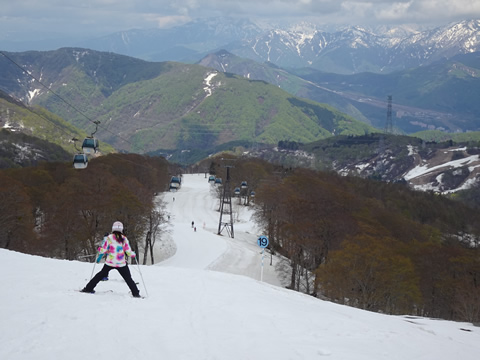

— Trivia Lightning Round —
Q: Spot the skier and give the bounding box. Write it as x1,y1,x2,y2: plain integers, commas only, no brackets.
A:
192,221,195,228
81,221,140,298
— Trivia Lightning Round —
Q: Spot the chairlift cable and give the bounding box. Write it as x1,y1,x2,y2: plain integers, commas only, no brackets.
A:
0,51,165,171
0,50,134,148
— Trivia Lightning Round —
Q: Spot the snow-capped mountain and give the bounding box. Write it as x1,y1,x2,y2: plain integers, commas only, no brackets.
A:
387,20,480,69
229,19,480,73
89,18,480,74
3,17,477,74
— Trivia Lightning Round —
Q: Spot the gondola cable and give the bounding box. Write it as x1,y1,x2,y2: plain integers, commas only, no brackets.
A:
0,51,163,170
0,50,134,148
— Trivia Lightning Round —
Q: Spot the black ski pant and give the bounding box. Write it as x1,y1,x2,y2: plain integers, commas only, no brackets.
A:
85,264,140,296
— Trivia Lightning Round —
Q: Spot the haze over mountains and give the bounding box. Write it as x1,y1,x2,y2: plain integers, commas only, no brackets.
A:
2,17,479,137
1,16,480,191
3,17,479,75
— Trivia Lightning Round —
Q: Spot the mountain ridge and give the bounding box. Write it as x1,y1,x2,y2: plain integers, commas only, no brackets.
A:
2,18,478,75
198,49,480,134
0,48,374,154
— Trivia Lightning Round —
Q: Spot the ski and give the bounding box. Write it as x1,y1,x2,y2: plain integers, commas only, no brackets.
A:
77,289,113,295
77,289,144,298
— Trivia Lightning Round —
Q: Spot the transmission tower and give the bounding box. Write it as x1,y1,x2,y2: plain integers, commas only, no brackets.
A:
384,95,393,134
217,165,234,238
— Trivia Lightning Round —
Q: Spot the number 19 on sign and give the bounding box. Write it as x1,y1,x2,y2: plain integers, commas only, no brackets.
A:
257,236,269,282
257,235,269,248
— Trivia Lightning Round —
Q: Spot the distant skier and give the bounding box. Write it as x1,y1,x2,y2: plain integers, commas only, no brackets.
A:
192,221,195,228
81,221,140,298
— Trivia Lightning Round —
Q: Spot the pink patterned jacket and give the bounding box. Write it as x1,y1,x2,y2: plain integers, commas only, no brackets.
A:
98,233,135,267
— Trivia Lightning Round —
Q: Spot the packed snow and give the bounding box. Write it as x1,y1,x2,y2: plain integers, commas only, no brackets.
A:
1,174,479,360
403,154,480,181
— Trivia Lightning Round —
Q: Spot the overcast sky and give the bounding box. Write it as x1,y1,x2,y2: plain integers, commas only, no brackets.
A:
2,0,480,41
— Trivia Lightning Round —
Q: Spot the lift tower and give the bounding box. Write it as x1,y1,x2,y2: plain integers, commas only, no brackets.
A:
217,165,234,238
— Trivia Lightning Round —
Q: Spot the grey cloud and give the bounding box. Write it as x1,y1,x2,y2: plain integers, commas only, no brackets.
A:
1,0,479,41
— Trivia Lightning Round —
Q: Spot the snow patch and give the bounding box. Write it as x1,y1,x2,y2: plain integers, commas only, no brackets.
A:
403,154,480,181
203,72,218,97
28,89,41,102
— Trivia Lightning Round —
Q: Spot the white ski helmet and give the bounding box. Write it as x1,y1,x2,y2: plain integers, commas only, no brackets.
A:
112,221,124,232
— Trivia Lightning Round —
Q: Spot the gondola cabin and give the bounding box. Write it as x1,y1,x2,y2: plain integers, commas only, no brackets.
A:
82,137,99,154
170,176,181,190
73,153,88,169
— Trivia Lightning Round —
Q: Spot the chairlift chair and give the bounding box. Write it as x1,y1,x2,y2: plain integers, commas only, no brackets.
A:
234,187,241,196
241,181,248,189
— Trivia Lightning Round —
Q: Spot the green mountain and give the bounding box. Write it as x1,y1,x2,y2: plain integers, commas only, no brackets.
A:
198,50,480,135
197,50,372,126
412,129,480,143
0,89,115,157
0,48,374,154
291,52,480,133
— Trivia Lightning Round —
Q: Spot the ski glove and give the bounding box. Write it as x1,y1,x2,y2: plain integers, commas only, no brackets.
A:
96,254,103,263
130,252,136,258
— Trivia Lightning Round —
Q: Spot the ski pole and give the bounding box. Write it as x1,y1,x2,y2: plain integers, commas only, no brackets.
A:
134,257,149,298
78,254,96,259
89,257,97,281
89,252,103,280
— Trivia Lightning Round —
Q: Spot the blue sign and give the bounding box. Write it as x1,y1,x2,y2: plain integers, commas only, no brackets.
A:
257,235,269,248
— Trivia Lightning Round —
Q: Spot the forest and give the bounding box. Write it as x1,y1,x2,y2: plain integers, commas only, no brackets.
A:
0,153,172,264
206,156,480,323
2,153,480,323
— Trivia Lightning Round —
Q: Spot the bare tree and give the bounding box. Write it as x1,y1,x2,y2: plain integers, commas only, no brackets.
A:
143,209,165,264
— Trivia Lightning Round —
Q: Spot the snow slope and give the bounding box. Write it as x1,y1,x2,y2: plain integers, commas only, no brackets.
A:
1,174,479,360
158,174,281,285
